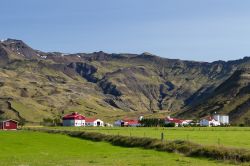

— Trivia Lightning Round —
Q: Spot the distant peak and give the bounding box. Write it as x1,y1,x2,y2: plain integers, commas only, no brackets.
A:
141,52,154,56
5,38,23,43
93,51,107,55
3,38,28,47
137,52,157,59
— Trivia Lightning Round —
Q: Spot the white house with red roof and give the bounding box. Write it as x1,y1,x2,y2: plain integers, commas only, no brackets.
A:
165,116,184,127
114,119,141,127
63,112,85,126
165,116,192,127
124,119,140,127
200,116,220,127
85,118,104,127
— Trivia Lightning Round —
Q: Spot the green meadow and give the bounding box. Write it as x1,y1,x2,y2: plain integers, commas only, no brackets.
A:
0,131,234,166
45,127,250,149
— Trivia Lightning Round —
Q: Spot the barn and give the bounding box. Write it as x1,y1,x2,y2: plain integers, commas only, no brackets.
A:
123,119,140,127
165,116,192,127
85,118,104,127
62,112,85,126
114,119,140,127
0,119,18,130
114,120,124,126
200,117,220,127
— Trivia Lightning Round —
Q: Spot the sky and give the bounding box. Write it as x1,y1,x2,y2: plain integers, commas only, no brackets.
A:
1,0,250,62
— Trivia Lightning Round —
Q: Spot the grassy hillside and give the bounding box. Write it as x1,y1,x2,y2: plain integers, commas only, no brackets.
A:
1,39,250,124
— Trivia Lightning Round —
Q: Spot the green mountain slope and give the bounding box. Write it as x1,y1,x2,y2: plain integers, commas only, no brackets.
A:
178,67,250,124
0,38,250,124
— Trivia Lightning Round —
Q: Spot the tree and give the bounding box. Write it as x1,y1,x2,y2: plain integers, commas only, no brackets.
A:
139,118,165,127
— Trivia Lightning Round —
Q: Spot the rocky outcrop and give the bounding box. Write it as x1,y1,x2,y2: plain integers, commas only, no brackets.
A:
67,62,98,83
98,79,122,96
67,62,122,97
1,39,40,59
0,44,11,66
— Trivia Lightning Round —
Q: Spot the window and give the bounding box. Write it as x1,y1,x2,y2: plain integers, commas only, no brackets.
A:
6,122,9,126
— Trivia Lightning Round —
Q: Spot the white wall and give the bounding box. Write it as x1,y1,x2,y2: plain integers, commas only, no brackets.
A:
213,115,229,124
86,119,104,127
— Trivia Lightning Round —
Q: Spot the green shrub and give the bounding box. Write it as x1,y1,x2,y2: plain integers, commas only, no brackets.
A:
239,124,245,127
164,123,175,127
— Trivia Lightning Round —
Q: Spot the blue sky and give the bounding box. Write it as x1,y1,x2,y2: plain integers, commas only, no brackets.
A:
1,0,250,62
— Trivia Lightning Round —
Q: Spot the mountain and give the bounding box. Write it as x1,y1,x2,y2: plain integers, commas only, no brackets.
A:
0,38,249,125
178,66,250,124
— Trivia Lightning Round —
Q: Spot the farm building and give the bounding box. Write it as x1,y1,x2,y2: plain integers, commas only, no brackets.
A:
165,116,191,127
124,119,140,127
0,119,18,130
85,118,104,127
63,112,85,126
200,117,220,127
114,119,141,127
114,120,124,126
213,115,229,125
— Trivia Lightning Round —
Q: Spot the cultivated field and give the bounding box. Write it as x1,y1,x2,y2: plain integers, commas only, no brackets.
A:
0,131,233,166
44,127,250,149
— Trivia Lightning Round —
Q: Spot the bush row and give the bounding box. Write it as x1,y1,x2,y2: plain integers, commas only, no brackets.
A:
25,128,250,163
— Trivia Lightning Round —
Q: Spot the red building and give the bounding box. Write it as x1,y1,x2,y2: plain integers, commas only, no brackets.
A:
0,119,18,130
62,112,85,126
122,119,140,127
165,116,192,127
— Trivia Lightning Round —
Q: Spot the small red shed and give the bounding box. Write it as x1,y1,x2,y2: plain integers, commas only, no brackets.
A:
0,119,18,130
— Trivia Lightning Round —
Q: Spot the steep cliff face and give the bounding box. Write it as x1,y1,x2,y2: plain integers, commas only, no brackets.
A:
0,39,250,124
0,45,10,66
67,62,98,83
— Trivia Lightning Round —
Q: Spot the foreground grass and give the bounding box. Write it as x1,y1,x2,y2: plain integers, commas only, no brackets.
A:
43,127,250,149
0,131,233,166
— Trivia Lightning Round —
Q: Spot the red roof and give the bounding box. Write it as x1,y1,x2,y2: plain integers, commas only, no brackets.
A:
85,118,97,123
123,119,139,125
63,112,85,120
165,117,183,124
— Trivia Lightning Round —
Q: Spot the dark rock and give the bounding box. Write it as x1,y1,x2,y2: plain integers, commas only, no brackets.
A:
67,62,98,83
98,79,122,96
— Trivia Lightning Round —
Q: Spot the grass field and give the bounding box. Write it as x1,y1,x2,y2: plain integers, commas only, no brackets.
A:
0,130,236,166
42,127,250,149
